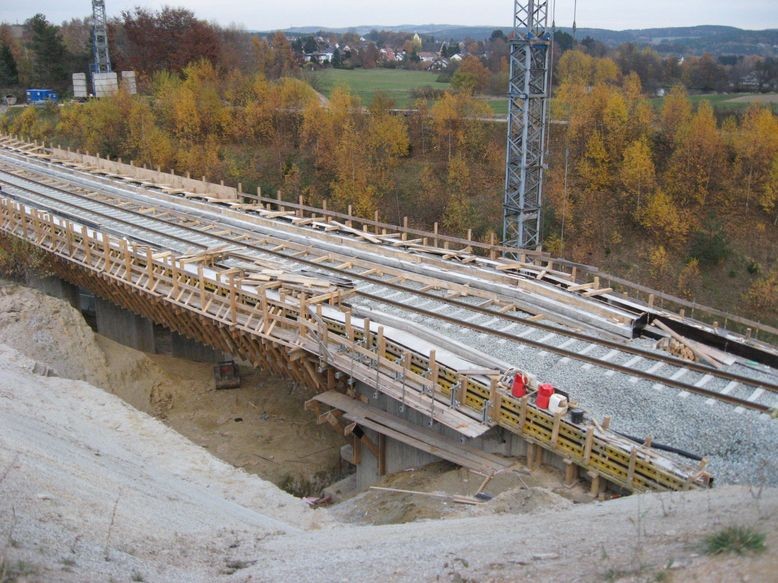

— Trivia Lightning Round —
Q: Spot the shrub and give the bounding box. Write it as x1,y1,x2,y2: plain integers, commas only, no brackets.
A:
704,526,766,555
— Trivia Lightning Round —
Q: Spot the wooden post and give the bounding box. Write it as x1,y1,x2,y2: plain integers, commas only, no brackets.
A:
488,375,499,421
518,395,528,431
489,232,497,260
526,443,536,470
197,264,206,311
170,256,179,295
298,195,304,218
299,296,307,336
377,326,386,359
374,210,380,234
102,232,112,273
428,350,438,396
551,412,563,444
347,204,353,228
378,434,387,476
588,472,602,497
402,216,408,241
121,239,131,281
345,311,353,341
66,221,74,256
583,426,594,464
433,222,439,248
82,226,92,264
564,460,578,487
229,273,238,325
363,318,371,349
145,247,155,288
352,435,361,465
627,447,638,486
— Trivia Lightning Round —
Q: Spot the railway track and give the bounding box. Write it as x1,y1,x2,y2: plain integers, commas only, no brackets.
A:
1,154,777,415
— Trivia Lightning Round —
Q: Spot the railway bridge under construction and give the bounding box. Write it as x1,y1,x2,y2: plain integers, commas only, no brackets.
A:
1,135,777,495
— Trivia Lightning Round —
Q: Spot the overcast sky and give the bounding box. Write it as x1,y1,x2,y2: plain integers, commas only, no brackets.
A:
2,0,776,31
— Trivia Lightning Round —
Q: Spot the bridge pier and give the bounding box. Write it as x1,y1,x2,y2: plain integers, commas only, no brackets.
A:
95,297,155,353
171,332,225,363
26,273,80,309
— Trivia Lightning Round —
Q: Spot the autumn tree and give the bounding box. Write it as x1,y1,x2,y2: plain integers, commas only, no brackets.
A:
365,93,410,195
665,100,724,207
620,137,656,212
732,105,778,211
430,91,491,162
253,32,298,80
442,155,476,235
117,7,220,76
451,56,491,94
658,85,692,152
638,189,689,243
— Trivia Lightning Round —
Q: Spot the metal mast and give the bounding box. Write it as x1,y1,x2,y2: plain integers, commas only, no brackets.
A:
503,0,552,251
91,0,112,73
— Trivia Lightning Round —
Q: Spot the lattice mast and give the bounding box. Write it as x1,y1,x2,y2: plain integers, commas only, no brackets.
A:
91,0,112,73
503,0,552,250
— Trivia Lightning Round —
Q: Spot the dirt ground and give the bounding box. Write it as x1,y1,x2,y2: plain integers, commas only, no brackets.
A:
330,460,586,525
0,280,346,494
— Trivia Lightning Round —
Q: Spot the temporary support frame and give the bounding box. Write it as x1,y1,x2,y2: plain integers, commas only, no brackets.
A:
0,195,711,493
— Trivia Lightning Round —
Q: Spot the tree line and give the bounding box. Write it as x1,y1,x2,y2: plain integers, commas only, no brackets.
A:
0,10,775,321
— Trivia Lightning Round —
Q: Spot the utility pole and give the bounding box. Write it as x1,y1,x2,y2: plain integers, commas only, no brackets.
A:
503,0,552,251
91,0,112,74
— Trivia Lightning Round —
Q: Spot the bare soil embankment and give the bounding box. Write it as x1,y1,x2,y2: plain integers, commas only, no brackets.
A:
0,281,345,492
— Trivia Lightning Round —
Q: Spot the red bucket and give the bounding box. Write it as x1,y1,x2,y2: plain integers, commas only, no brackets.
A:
536,384,555,409
511,373,526,397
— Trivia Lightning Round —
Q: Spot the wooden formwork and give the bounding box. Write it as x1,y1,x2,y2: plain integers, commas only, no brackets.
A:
0,195,711,492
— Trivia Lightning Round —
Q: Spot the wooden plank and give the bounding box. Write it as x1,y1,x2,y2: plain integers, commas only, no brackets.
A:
312,391,511,472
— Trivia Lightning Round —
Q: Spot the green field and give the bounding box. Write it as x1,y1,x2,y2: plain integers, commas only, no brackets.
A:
312,69,449,109
311,68,508,116
650,93,778,113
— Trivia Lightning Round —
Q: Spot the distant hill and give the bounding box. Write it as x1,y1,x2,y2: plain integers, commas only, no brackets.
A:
276,24,778,56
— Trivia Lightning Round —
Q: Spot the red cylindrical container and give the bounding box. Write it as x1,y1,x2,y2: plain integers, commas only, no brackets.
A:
536,383,555,409
511,373,526,397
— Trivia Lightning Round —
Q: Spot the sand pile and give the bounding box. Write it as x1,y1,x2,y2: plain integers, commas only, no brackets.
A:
0,281,345,491
331,461,576,525
0,282,111,386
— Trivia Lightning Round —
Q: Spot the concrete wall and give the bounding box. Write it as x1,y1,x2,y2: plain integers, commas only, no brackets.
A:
171,332,224,363
26,274,80,309
95,297,155,353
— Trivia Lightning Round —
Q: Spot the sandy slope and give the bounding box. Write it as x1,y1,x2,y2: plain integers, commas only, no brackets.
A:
0,344,328,581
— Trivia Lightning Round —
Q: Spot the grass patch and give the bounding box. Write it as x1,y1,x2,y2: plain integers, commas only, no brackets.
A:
704,525,766,556
313,69,449,109
0,557,37,583
311,68,507,117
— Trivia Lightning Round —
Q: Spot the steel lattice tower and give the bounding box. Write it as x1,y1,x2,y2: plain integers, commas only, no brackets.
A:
503,0,552,251
91,0,112,73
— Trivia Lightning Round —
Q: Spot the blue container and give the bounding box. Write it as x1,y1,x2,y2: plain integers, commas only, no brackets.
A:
26,89,58,104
